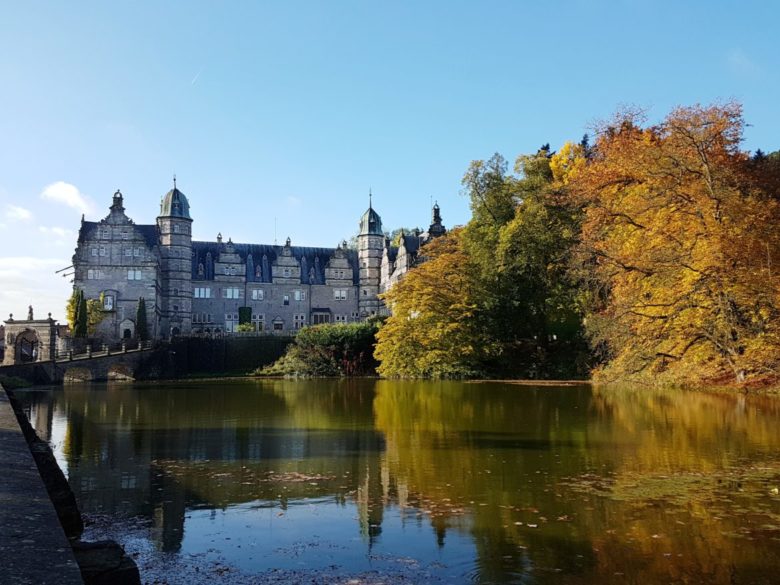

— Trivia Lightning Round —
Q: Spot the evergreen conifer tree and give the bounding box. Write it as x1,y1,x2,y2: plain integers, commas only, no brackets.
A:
74,292,88,338
136,297,148,341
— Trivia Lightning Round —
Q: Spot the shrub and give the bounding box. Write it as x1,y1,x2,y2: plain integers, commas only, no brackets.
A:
257,320,381,377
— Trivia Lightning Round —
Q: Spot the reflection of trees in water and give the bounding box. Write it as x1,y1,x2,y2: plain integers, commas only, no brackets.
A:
19,382,780,583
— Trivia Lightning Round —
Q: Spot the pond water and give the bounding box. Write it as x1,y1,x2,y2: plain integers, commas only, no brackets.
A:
15,380,780,584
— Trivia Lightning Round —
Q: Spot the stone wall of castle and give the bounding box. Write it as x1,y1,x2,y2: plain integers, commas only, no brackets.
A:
71,187,445,343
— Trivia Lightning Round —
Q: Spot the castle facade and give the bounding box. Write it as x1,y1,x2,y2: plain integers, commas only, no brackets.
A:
72,185,445,341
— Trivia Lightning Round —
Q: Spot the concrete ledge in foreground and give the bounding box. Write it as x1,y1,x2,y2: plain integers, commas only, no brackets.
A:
0,384,83,584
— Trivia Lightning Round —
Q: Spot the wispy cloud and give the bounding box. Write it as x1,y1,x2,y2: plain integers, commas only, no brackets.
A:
191,67,204,86
39,226,73,238
727,48,761,78
38,226,74,245
40,181,92,215
286,195,302,209
5,204,33,221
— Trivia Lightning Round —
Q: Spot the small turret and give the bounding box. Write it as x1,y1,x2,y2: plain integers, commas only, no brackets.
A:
426,201,446,240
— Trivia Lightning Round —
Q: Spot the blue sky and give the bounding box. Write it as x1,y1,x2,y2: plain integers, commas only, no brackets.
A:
1,0,778,319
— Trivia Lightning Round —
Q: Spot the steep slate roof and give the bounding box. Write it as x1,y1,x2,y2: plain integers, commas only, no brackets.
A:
191,241,360,285
385,233,422,263
77,221,159,249
359,205,383,235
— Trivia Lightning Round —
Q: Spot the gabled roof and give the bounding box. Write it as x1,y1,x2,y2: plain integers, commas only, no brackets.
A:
191,241,359,285
385,233,422,263
78,221,158,249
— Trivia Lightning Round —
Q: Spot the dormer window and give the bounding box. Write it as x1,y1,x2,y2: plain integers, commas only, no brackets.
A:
283,268,291,277
173,224,180,233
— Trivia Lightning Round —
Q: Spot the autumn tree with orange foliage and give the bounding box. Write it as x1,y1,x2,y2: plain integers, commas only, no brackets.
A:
570,103,780,385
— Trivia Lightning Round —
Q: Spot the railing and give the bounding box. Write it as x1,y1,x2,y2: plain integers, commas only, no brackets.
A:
53,340,155,362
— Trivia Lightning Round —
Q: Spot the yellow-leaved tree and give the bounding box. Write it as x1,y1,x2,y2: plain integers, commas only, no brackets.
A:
374,229,497,378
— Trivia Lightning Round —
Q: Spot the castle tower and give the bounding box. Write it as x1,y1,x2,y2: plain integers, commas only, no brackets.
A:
358,193,384,317
157,178,193,338
428,201,446,239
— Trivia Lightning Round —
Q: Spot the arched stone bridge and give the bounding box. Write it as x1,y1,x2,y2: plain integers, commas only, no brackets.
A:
0,345,167,385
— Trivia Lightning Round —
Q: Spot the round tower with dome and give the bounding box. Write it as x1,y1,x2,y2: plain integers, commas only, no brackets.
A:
357,192,384,317
157,177,193,338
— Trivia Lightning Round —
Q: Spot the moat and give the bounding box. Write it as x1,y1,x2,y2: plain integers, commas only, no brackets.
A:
14,380,780,584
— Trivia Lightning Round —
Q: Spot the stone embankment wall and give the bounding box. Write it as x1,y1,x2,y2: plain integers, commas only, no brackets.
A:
0,382,83,584
1,382,140,584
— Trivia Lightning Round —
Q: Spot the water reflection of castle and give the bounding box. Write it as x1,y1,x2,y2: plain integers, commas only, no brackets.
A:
22,380,780,584
24,383,398,553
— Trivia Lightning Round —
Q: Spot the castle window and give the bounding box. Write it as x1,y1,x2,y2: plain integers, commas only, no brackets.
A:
91,248,98,257
293,290,305,301
312,313,330,325
194,287,211,299
134,247,141,257
283,268,291,277
173,224,180,233
351,312,360,320
283,294,290,306
252,289,264,301
273,321,284,331
223,287,240,299
173,305,179,312
173,288,179,296
252,314,265,331
127,269,142,280
334,289,347,301
335,314,346,323
293,314,306,329
198,263,204,277
99,246,107,257
225,313,239,333
102,229,110,238
103,295,114,310
121,232,129,240
124,248,132,257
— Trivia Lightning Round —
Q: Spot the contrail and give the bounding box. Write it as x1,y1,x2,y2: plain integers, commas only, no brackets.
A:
191,67,203,85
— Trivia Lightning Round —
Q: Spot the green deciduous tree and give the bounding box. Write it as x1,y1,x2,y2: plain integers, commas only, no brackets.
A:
460,148,588,377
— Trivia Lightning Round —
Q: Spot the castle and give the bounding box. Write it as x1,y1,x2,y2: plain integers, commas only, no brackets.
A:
72,184,446,341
